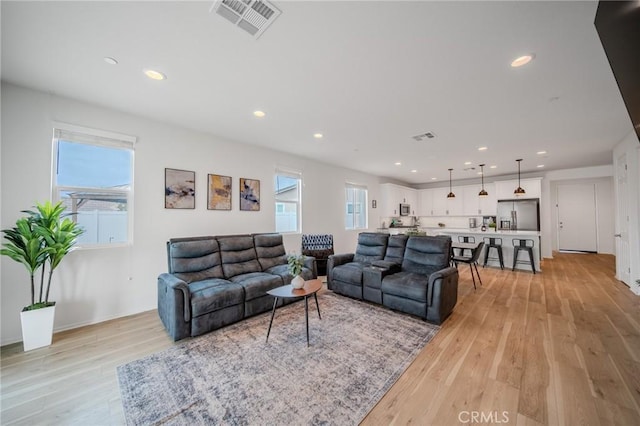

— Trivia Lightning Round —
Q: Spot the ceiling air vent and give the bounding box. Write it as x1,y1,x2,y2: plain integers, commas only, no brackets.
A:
210,0,281,39
412,132,436,142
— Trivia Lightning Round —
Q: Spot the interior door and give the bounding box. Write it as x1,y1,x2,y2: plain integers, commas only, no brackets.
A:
557,183,597,252
615,153,631,284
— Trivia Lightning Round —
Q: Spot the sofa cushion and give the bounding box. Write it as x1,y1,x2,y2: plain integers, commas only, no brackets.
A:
218,235,262,278
167,237,224,283
265,263,314,283
229,272,283,300
332,262,365,283
352,233,388,264
384,234,409,265
381,272,428,302
189,279,244,317
254,233,288,271
401,236,451,275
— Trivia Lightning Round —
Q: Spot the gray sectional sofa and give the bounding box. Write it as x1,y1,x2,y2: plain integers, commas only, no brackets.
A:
327,233,458,324
158,233,317,341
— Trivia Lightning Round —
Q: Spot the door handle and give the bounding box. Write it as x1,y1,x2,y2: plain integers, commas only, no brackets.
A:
614,233,622,237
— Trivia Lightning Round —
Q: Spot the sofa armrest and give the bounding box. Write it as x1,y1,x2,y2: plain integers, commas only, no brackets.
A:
426,266,459,324
326,253,355,289
157,273,192,341
363,264,398,289
303,255,318,278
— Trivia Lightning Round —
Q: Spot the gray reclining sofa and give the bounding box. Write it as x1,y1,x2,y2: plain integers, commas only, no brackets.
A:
327,233,458,324
158,233,317,341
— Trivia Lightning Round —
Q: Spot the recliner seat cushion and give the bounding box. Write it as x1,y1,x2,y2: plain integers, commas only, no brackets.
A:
189,279,244,317
332,262,365,283
229,272,283,300
381,272,429,302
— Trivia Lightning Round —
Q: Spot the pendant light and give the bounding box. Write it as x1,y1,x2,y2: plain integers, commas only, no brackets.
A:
447,168,455,198
514,159,526,195
478,164,488,197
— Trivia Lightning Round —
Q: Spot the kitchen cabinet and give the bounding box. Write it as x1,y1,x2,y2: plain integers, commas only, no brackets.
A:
495,178,541,200
380,183,417,217
418,189,432,216
430,187,463,215
462,183,496,216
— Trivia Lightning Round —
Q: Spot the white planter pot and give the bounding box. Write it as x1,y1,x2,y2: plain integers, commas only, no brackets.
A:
291,275,305,289
20,305,56,351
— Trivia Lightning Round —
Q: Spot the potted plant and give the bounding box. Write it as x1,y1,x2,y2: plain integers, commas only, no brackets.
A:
1,201,84,351
287,253,306,289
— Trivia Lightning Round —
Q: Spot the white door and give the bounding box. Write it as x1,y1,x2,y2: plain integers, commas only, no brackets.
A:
615,153,631,285
557,183,597,252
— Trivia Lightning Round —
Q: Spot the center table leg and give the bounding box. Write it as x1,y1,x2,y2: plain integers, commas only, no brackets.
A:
314,293,321,320
305,295,309,346
266,297,278,342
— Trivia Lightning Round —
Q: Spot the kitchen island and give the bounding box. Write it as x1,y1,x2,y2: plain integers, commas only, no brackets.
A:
433,228,541,272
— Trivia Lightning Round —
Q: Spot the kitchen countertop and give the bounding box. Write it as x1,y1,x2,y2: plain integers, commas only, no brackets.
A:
426,227,541,236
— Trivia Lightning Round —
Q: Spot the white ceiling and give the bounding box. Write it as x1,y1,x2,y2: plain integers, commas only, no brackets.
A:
1,1,634,184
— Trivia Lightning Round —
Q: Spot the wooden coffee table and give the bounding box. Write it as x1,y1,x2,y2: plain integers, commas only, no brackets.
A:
266,279,322,346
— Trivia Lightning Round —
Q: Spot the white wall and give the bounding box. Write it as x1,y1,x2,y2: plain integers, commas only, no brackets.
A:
547,177,615,254
539,165,614,259
613,130,640,295
0,83,382,345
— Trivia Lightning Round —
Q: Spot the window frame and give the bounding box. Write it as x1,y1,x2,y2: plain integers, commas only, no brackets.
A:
51,122,136,249
274,168,302,234
345,183,368,230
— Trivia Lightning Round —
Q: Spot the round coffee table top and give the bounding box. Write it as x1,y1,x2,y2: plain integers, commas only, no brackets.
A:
267,279,323,298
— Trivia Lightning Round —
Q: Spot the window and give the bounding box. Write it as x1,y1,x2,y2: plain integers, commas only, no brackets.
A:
345,183,367,230
52,124,135,247
275,169,301,233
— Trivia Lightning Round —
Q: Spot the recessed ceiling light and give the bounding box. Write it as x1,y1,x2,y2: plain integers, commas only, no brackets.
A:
537,164,545,168
537,150,547,155
511,54,535,68
477,171,483,175
490,165,497,169
431,177,437,180
143,69,166,80
411,170,417,173
313,133,323,139
464,161,472,165
394,162,402,166
478,146,488,151
103,57,118,65
253,110,266,118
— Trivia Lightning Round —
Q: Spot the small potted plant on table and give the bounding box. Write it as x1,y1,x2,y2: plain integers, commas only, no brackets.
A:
1,201,84,351
287,253,306,289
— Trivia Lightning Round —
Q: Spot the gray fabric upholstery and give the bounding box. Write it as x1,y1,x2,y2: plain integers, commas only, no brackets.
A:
352,233,388,264
326,233,459,324
218,236,262,278
158,233,318,341
254,233,288,270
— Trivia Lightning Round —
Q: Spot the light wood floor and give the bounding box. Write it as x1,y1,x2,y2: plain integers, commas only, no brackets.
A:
1,253,639,425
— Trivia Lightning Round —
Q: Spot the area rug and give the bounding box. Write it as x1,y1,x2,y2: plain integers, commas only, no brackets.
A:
117,292,439,425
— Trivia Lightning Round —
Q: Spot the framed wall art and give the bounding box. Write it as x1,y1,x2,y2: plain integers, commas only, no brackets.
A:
207,174,232,210
239,178,260,211
165,168,195,209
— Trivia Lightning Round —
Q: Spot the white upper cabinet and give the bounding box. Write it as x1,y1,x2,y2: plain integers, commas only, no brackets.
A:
380,183,417,217
462,183,497,216
495,178,542,200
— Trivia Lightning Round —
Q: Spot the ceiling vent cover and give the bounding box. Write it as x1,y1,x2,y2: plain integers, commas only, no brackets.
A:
412,132,436,142
211,0,281,39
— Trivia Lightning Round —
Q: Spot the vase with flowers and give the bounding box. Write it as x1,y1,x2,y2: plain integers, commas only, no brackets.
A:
287,253,306,289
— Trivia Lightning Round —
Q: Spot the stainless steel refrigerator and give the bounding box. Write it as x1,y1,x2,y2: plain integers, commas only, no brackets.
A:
497,198,540,231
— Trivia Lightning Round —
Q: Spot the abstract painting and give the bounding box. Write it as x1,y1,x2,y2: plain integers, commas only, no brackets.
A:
165,168,195,209
207,174,232,210
240,178,260,211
